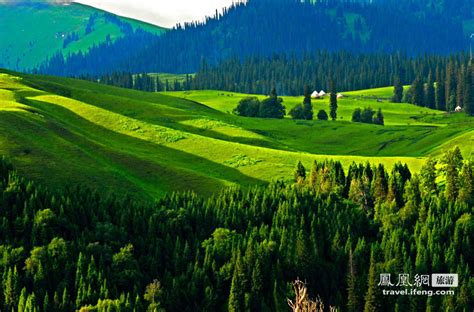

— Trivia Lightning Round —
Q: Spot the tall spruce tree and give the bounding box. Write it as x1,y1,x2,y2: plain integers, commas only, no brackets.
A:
392,76,404,103
464,62,473,115
228,253,245,312
347,250,359,312
435,66,446,111
329,80,338,121
302,85,313,120
411,77,424,106
364,249,379,312
445,60,457,111
425,71,435,109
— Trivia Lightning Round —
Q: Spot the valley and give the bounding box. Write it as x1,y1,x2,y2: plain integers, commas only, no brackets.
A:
1,70,472,199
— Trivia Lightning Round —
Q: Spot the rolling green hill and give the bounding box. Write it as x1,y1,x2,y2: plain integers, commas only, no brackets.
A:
0,70,472,199
0,3,166,71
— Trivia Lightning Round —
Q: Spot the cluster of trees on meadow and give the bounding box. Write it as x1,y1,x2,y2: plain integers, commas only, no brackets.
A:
397,61,474,114
0,147,472,311
352,107,384,125
233,88,286,119
234,85,339,121
36,0,469,77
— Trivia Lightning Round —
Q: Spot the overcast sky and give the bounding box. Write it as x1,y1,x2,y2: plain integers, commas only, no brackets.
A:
73,0,240,28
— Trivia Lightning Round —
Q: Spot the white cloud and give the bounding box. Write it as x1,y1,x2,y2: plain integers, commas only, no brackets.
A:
72,0,242,28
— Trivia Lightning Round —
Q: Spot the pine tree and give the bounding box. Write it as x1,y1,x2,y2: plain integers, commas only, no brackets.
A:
392,76,404,103
363,249,379,312
420,158,437,196
464,62,473,115
18,287,27,312
445,60,457,110
411,77,424,106
329,80,338,120
248,259,263,311
302,85,313,120
443,147,463,201
294,161,306,182
425,71,435,109
457,161,473,205
347,250,359,312
373,108,384,125
228,253,245,312
456,67,464,109
435,67,446,111
4,266,19,310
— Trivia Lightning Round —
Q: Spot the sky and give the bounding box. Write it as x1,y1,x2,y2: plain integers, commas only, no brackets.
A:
73,0,240,28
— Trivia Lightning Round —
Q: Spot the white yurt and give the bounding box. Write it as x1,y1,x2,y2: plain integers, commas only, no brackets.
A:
311,91,320,99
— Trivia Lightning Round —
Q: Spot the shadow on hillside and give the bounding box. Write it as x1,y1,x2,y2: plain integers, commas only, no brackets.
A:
19,77,283,150
16,95,267,198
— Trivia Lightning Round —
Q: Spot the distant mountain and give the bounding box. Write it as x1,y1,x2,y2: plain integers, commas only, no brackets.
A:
37,0,473,77
0,3,166,71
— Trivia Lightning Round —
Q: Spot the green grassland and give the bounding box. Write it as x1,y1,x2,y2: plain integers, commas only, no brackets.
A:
0,3,165,70
0,70,472,199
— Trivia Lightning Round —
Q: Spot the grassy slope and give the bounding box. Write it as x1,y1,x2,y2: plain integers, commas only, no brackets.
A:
0,3,165,70
0,72,472,199
164,88,473,157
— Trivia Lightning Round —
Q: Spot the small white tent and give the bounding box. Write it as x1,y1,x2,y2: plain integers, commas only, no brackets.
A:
319,90,326,97
311,91,320,99
455,106,462,112
337,93,344,99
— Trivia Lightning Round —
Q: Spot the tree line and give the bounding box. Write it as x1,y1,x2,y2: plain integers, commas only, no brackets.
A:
0,147,472,311
84,73,193,92
191,53,471,98
399,60,474,114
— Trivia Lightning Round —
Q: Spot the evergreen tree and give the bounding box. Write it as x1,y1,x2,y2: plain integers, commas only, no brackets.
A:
259,87,285,119
420,158,437,196
446,61,457,111
457,161,473,205
435,67,446,111
347,250,359,312
317,109,329,121
392,76,404,103
329,80,338,121
228,253,245,312
443,147,463,201
411,77,424,106
456,67,464,109
373,108,384,125
464,62,473,115
302,85,313,120
294,161,306,182
425,71,435,108
363,249,379,312
3,266,19,310
352,108,362,122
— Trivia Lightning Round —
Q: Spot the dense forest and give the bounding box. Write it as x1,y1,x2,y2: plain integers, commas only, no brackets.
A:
0,147,472,311
192,53,473,102
82,53,474,115
404,60,474,115
36,0,471,76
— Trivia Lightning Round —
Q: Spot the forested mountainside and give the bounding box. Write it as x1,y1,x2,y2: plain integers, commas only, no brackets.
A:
0,151,472,311
37,0,472,76
0,3,165,71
